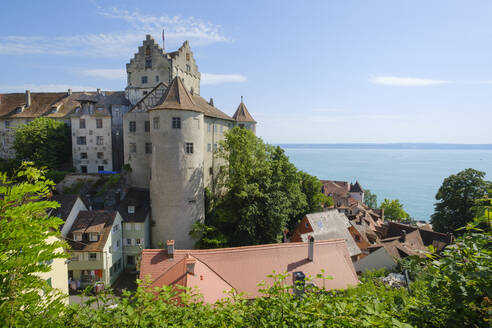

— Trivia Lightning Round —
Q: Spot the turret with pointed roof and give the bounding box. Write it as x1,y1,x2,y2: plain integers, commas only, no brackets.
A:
232,97,257,134
151,77,202,113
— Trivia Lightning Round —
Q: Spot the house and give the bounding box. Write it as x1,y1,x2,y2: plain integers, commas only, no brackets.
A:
354,229,428,273
139,239,358,304
66,211,123,287
118,188,151,271
50,194,88,237
377,221,453,252
290,210,362,261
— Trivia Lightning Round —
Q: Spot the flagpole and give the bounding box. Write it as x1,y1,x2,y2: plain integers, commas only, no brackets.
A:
162,29,165,52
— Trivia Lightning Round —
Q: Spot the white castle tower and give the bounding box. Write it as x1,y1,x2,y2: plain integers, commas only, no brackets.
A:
149,77,205,249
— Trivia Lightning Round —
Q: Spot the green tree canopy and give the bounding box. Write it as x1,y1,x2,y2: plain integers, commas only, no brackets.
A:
0,162,68,327
13,117,71,170
194,128,328,248
430,168,491,234
380,198,409,221
364,189,378,209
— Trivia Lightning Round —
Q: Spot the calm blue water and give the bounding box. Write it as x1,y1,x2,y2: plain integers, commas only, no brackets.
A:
281,147,492,221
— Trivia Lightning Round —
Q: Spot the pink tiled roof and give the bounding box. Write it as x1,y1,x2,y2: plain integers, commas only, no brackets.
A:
140,239,358,303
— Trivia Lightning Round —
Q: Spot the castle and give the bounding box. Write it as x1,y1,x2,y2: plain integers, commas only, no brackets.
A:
0,35,257,249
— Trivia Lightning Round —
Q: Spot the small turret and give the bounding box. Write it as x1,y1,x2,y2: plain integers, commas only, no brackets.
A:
232,97,256,134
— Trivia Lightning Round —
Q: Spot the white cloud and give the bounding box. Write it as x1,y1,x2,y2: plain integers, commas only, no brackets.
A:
370,76,449,86
81,68,126,80
201,73,247,85
0,84,99,92
0,7,229,58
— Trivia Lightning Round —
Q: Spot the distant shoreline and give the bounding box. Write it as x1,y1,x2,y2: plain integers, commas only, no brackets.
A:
278,143,492,150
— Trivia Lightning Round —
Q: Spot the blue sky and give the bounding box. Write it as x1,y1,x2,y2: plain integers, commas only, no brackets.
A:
1,0,492,143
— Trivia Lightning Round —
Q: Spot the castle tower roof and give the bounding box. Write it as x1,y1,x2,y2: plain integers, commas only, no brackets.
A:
232,99,256,123
350,181,364,193
151,77,203,113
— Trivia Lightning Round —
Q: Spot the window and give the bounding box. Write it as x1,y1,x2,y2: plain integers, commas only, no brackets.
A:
116,239,120,249
80,152,88,159
209,167,213,175
73,233,82,241
81,166,87,173
185,143,194,154
153,117,159,129
109,246,112,254
128,206,135,214
5,121,10,129
89,253,97,261
129,121,136,132
220,126,223,133
97,152,103,159
213,143,218,152
214,125,217,132
130,142,136,153
125,223,132,231
141,76,148,84
77,136,86,145
113,224,119,232
239,124,245,128
127,256,135,265
135,224,141,231
96,136,104,145
207,123,211,132
96,119,103,128
186,52,190,61
155,75,159,82
98,165,104,172
79,119,86,129
207,143,211,152
71,253,79,261
145,142,152,154
145,59,152,69
143,91,148,95
136,238,142,246
172,117,181,129
89,233,98,241
125,238,132,246
186,64,191,72
144,120,150,132
145,46,151,56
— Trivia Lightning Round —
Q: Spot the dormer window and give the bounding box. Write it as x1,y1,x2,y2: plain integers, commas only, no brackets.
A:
73,233,82,241
89,232,98,241
128,205,135,214
16,106,23,113
50,106,58,113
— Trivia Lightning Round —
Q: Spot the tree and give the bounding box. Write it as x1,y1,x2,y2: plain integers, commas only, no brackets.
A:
364,189,378,209
380,198,409,221
195,128,328,247
0,162,68,327
430,168,491,234
13,117,71,170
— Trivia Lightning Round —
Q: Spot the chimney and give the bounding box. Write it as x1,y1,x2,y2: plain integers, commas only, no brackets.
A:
25,90,31,107
185,257,196,275
68,88,72,96
308,235,314,261
400,230,407,242
209,98,214,107
166,240,175,257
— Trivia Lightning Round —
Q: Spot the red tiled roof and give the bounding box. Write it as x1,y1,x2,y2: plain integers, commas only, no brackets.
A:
140,239,358,303
232,101,256,123
67,211,116,252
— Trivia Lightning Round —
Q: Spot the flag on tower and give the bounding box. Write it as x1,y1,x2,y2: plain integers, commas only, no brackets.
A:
162,29,165,51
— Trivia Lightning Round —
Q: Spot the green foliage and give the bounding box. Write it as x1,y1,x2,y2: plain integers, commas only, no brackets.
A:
46,170,69,184
431,168,491,234
95,174,121,197
364,189,378,209
0,162,69,327
198,128,328,247
63,180,86,195
380,198,409,221
13,117,71,170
